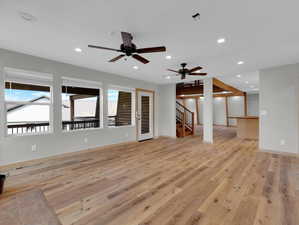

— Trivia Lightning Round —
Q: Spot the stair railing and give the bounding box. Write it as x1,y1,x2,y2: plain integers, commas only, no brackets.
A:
176,101,195,136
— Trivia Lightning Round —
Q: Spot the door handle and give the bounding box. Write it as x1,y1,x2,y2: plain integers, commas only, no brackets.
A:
136,112,141,120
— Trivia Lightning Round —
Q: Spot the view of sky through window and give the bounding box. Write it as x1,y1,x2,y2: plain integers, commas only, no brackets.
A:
5,89,50,102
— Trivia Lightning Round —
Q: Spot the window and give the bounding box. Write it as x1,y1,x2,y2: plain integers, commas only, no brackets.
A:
4,68,53,136
107,87,135,127
62,78,101,131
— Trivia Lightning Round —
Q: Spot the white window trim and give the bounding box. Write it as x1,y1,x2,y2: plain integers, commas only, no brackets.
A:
4,68,54,137
107,85,136,128
62,76,102,89
4,67,53,86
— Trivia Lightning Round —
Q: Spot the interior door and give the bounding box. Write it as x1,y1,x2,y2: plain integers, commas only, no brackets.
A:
137,91,154,141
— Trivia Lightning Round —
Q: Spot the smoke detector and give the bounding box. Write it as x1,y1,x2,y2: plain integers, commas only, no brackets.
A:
19,12,37,22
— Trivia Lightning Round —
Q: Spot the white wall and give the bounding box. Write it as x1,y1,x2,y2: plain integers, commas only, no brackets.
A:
247,94,259,116
260,63,299,154
185,98,198,124
0,48,161,166
213,97,226,125
158,84,176,138
227,96,245,126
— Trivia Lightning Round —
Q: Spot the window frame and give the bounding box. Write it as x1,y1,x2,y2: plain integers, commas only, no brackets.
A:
61,77,103,132
107,85,136,128
3,68,54,137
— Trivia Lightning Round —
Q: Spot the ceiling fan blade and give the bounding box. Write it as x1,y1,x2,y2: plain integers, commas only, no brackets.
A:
189,66,203,73
109,54,125,62
136,46,166,54
167,69,180,73
132,54,150,64
189,73,208,76
121,32,133,47
88,45,120,52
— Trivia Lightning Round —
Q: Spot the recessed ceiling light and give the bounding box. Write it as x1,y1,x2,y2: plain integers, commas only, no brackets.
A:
74,48,82,53
236,74,242,78
165,76,171,79
166,55,172,60
217,38,226,44
133,66,139,70
19,12,37,22
245,81,249,84
181,95,185,97
237,61,244,65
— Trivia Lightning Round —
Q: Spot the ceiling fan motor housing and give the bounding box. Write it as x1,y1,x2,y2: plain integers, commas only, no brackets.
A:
120,43,137,56
181,63,187,68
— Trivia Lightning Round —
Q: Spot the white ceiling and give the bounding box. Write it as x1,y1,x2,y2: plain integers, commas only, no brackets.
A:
217,71,259,93
0,0,299,90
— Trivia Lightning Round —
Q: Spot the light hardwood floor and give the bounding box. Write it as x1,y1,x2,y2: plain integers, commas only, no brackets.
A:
1,127,299,225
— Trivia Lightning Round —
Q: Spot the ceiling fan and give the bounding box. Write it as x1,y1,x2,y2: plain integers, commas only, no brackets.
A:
88,32,166,64
167,63,207,80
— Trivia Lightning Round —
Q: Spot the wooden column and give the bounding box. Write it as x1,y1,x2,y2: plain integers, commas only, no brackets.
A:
70,96,75,121
95,96,100,123
191,112,195,135
182,110,186,137
244,92,248,116
182,98,186,107
195,97,200,125
225,96,229,127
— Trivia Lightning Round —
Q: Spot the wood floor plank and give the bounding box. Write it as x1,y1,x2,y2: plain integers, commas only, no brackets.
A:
1,127,298,225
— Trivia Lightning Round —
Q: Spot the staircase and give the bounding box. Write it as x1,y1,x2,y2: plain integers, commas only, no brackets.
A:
176,101,195,137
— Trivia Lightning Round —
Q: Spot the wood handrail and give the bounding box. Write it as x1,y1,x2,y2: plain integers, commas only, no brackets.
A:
176,101,193,114
176,101,195,137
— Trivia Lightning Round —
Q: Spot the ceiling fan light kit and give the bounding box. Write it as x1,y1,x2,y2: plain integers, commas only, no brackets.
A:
88,32,166,64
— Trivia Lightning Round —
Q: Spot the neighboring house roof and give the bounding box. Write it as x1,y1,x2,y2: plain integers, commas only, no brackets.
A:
7,96,69,113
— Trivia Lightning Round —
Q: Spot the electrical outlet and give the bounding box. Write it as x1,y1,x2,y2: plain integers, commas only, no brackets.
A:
280,139,286,146
84,137,88,143
31,144,37,152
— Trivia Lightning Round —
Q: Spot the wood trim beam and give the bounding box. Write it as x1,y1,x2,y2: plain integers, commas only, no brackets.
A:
176,86,224,96
212,78,244,96
70,94,93,100
176,92,244,99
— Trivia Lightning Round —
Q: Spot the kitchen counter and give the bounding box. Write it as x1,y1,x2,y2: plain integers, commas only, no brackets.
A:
230,116,259,140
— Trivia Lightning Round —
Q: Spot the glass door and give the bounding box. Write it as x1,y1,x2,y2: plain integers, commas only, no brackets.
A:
137,91,154,141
